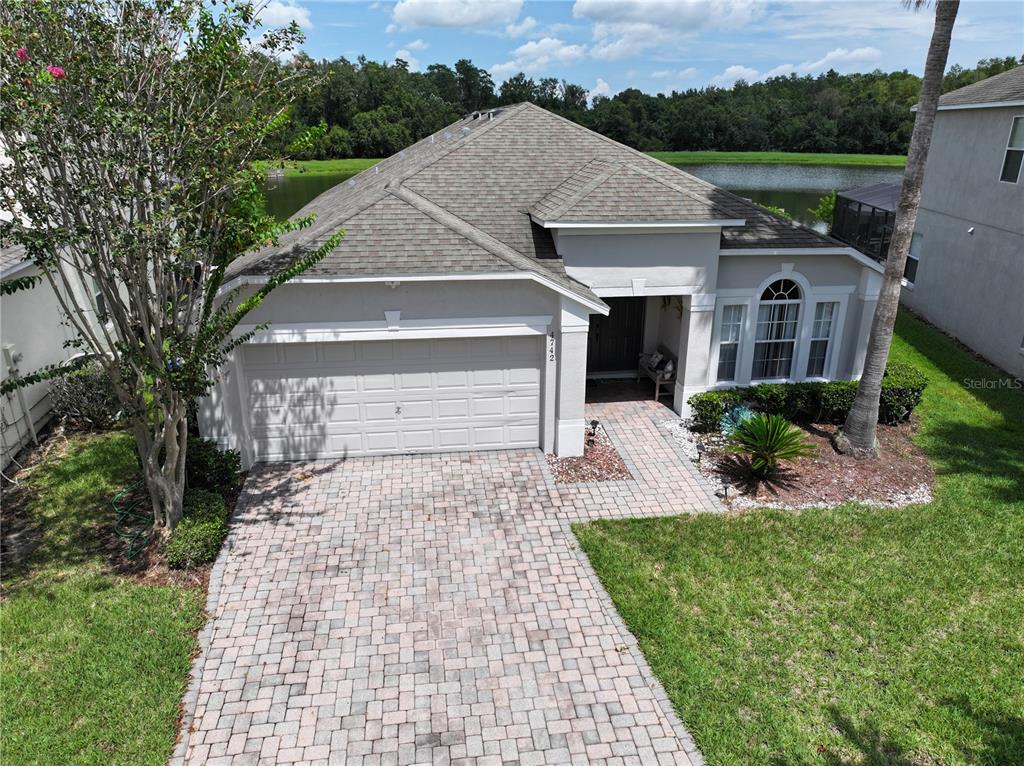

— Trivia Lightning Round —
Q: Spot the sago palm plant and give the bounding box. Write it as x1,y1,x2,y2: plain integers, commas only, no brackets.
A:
728,413,815,479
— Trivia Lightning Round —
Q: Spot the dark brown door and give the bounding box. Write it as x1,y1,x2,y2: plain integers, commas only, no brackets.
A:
587,297,646,374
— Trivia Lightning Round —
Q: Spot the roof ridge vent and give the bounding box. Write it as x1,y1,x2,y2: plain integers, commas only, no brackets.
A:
461,126,471,136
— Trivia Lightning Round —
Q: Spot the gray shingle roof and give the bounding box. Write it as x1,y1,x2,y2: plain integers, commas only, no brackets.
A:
229,103,844,292
938,65,1024,108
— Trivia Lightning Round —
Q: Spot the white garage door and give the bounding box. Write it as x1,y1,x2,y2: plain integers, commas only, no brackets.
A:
242,336,542,461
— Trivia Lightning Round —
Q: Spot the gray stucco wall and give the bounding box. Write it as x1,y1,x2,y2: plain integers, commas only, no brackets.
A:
900,106,1024,377
553,230,720,294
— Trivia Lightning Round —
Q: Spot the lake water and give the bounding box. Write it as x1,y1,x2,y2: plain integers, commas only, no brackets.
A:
263,162,904,231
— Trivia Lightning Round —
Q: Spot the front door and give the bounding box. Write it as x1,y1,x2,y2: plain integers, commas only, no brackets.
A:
587,297,646,374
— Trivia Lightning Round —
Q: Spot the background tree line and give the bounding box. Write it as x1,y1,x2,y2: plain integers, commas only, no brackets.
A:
266,54,1022,160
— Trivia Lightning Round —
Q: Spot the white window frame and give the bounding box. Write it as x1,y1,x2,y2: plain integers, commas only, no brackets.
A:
713,303,746,383
752,286,802,381
999,114,1024,184
805,301,839,379
710,270,850,388
904,231,923,286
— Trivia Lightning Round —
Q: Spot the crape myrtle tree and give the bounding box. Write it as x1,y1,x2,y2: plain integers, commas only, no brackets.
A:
835,0,959,456
0,0,343,529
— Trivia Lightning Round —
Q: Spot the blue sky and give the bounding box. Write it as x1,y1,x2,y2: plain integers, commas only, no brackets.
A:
260,0,1023,98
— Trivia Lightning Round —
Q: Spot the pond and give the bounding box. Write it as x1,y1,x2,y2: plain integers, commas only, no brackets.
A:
262,162,904,232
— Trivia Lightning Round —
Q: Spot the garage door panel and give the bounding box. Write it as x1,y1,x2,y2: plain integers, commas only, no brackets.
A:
245,337,541,460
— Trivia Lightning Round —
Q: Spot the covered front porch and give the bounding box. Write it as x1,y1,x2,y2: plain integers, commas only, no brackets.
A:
584,294,715,414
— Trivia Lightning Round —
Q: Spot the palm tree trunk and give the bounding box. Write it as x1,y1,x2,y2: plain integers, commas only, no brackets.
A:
835,0,959,457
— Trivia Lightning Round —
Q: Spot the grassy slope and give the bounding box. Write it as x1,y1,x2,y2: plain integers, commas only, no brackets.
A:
0,433,203,766
648,150,907,167
575,311,1024,766
262,151,906,176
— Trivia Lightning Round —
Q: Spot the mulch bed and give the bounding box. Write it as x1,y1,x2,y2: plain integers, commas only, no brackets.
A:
694,419,934,509
546,422,633,484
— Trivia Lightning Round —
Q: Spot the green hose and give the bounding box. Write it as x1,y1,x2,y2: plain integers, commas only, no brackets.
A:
112,479,153,559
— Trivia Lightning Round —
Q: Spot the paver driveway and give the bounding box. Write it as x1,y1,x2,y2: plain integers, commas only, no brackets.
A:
174,398,719,766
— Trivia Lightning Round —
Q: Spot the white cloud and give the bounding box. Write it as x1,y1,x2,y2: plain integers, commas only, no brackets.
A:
575,0,762,60
652,67,697,80
405,38,430,50
588,77,613,102
491,37,587,77
259,0,312,30
395,49,421,71
709,64,759,87
506,15,537,37
796,46,882,72
393,0,523,30
385,23,397,34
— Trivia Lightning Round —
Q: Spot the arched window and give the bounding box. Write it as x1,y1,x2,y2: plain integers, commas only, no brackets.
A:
753,278,802,379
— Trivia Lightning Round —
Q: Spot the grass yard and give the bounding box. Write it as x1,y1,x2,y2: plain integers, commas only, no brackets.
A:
648,150,907,167
575,311,1024,765
256,157,381,176
260,151,906,178
0,433,204,766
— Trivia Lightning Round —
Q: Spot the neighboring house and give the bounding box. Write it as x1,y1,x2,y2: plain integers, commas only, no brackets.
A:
0,244,97,470
200,103,886,466
899,66,1024,377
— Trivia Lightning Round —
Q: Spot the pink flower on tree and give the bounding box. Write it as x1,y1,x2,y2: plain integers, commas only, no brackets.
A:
46,64,65,79
16,47,29,61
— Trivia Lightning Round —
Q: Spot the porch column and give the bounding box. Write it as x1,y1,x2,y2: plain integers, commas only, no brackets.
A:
673,293,717,414
555,296,589,456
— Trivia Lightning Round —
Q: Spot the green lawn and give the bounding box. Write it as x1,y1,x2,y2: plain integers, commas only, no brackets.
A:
0,433,204,766
260,151,905,177
575,311,1024,766
256,157,381,176
648,150,907,167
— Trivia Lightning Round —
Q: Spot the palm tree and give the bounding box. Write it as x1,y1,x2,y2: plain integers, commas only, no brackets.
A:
835,0,960,456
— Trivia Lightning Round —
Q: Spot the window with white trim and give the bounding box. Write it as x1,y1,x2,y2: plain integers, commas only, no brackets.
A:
905,232,922,284
806,301,838,377
752,278,801,379
999,115,1024,183
717,304,744,381
92,277,107,322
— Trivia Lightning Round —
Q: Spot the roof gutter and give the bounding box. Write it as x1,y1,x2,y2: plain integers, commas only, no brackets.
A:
912,98,1024,112
720,246,886,273
530,215,746,229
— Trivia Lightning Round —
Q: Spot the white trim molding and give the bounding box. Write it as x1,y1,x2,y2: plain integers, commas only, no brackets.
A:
720,246,886,274
532,215,745,231
235,315,553,344
912,99,1024,112
219,271,610,316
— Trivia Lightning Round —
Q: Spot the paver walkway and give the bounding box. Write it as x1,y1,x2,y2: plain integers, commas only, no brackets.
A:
174,398,720,766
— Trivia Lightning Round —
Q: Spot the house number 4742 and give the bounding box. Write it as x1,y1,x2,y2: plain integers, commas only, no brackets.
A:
548,332,556,362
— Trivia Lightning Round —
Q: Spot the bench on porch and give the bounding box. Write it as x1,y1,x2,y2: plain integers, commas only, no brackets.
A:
638,345,677,402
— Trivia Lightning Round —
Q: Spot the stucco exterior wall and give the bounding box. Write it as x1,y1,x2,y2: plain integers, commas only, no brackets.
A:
552,230,720,295
901,106,1024,377
1,264,89,469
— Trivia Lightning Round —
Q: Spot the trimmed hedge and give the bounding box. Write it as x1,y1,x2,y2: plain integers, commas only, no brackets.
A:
48,361,121,430
185,437,241,495
165,515,228,569
688,362,927,432
183,488,228,523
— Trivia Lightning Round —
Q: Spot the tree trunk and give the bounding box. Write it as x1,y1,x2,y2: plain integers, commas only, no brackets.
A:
132,398,189,531
835,0,959,457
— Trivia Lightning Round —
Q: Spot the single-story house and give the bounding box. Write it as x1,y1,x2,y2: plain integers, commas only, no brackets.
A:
201,103,885,466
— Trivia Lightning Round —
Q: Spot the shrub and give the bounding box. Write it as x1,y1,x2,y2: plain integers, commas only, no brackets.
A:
164,515,228,569
48,361,121,430
183,488,228,523
186,437,241,495
879,362,928,424
816,380,858,423
720,404,755,435
747,383,793,417
728,413,816,479
688,389,742,432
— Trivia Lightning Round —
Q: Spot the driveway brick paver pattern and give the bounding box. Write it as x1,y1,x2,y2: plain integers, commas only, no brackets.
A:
174,398,720,766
